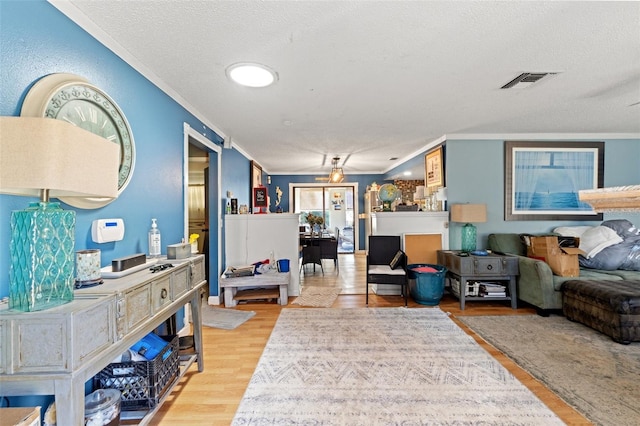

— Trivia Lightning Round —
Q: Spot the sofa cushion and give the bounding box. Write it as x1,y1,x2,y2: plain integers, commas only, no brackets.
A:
597,269,640,280
552,269,623,291
368,265,406,276
487,233,527,256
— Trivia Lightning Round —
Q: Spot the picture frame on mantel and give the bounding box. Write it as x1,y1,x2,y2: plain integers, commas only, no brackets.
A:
504,141,604,221
250,160,262,209
425,146,445,189
253,187,268,212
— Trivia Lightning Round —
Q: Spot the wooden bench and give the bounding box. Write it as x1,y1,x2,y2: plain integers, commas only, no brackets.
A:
220,271,290,307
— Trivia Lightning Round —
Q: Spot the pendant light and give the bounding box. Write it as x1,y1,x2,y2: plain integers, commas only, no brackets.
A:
329,157,344,183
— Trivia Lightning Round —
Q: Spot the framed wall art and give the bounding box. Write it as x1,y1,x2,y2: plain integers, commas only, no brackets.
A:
253,187,268,211
424,146,445,189
504,141,604,221
250,160,263,208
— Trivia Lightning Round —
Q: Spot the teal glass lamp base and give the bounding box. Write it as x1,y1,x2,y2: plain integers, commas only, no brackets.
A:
460,223,477,252
9,202,75,312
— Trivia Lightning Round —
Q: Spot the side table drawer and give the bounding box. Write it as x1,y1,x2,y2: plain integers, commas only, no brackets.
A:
472,257,507,275
439,252,518,276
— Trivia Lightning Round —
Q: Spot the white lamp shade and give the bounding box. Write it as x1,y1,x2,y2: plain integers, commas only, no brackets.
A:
0,117,119,199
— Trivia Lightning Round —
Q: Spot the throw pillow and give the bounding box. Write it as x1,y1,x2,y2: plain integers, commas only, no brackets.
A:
579,225,624,258
389,250,405,270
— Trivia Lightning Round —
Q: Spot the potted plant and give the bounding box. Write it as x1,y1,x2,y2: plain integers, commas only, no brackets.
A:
306,213,324,234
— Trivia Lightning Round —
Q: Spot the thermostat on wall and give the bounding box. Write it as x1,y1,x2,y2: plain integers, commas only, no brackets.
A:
92,218,125,243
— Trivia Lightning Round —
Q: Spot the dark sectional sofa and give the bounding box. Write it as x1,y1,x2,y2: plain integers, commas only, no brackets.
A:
487,233,640,343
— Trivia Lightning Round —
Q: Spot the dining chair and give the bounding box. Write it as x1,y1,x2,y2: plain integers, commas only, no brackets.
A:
320,238,339,273
300,236,324,275
366,235,408,306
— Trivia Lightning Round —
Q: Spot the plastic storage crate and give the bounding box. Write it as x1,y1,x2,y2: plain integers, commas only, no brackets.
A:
450,278,480,297
93,335,179,411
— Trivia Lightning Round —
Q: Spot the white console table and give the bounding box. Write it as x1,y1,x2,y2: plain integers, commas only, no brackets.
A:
0,255,206,425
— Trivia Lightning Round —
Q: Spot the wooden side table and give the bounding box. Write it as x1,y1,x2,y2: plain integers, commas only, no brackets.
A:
437,250,519,310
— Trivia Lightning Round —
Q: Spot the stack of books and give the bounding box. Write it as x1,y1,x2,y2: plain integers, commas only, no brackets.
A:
479,282,507,297
223,265,255,278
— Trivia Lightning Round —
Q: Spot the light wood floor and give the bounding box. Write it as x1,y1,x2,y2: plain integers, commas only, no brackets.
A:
147,253,590,425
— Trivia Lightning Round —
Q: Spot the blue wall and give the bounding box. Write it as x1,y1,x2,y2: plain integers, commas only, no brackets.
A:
0,1,226,302
268,173,386,250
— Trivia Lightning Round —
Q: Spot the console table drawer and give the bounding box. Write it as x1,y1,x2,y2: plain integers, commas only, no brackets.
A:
172,266,190,299
0,295,115,374
121,284,152,338
152,275,172,312
190,257,205,286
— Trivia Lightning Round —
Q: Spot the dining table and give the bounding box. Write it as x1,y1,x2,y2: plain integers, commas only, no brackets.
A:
299,232,336,246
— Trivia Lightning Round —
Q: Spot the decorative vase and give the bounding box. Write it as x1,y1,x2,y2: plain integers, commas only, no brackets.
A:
9,201,75,311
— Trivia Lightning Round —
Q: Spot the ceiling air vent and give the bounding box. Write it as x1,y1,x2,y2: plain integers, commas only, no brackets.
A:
501,72,557,89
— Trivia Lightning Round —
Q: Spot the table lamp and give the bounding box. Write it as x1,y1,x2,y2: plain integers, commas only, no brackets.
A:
0,117,119,311
450,203,487,252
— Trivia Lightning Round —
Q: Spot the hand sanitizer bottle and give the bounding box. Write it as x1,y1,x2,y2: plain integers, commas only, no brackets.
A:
149,218,161,258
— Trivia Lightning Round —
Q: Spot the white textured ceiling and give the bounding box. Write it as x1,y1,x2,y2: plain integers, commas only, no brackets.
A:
51,1,640,177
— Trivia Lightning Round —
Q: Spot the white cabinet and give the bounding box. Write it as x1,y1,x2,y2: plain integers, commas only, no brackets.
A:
370,211,449,295
225,214,301,296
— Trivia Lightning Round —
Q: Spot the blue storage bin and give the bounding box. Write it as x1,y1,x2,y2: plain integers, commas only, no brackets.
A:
407,264,447,306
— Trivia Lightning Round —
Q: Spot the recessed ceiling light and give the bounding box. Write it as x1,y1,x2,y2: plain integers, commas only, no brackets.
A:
226,63,278,88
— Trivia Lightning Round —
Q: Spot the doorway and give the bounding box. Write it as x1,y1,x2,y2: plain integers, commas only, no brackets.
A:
183,123,221,303
290,183,358,254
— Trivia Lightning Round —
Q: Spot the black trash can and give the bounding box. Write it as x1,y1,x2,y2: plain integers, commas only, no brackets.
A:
407,264,447,306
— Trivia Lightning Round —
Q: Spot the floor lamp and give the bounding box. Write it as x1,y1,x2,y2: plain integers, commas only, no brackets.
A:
450,203,487,252
0,117,119,311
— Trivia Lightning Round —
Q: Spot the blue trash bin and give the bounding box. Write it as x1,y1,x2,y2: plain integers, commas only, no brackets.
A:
407,264,447,306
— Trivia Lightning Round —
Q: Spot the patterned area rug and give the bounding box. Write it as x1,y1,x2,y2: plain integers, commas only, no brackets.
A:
232,308,563,425
459,314,640,426
292,286,341,307
201,305,255,330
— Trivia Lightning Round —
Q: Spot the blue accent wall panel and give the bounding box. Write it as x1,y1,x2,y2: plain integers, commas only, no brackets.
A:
0,1,223,300
268,174,385,250
0,0,229,409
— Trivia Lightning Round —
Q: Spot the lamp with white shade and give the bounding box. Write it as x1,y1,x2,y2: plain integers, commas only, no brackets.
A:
0,117,119,311
450,203,487,252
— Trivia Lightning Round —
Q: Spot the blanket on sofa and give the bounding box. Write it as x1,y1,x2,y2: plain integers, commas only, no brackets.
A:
555,219,640,271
